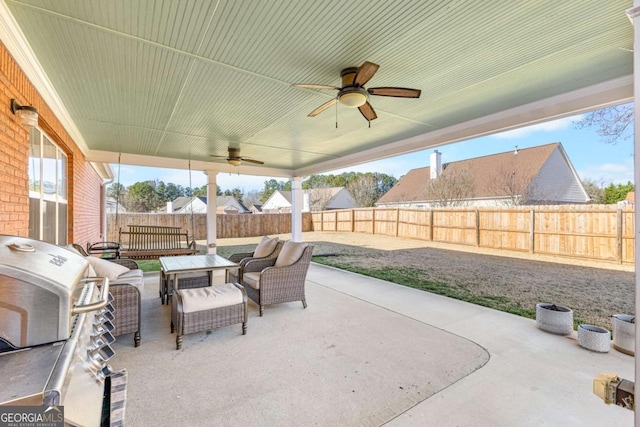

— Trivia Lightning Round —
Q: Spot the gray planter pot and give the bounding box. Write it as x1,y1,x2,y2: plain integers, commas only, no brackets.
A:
578,324,611,353
536,303,573,335
612,314,635,356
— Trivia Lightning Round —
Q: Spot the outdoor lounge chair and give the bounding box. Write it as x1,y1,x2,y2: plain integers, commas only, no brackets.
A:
240,241,314,316
227,236,283,283
107,258,144,347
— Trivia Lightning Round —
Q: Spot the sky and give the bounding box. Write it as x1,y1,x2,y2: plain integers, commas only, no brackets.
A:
112,112,635,193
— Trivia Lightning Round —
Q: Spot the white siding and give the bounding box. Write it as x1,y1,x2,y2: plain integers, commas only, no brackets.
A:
262,191,292,212
532,148,589,203
326,189,356,209
178,198,207,213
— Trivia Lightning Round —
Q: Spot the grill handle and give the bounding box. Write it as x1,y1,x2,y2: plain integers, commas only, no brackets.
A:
72,277,110,314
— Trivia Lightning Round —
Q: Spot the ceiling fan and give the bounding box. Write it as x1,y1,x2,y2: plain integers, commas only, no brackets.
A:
210,147,264,166
291,61,421,122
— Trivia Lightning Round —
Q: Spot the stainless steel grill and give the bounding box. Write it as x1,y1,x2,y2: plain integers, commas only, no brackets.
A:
0,235,125,426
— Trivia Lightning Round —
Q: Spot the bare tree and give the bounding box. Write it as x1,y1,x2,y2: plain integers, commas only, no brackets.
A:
581,178,605,204
425,169,474,207
307,186,334,211
488,165,545,206
347,175,378,207
243,189,263,207
573,103,633,145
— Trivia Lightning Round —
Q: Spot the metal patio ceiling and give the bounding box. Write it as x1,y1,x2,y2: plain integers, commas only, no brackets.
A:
3,0,634,177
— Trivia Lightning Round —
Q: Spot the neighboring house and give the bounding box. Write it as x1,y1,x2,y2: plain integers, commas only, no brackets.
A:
166,196,249,214
618,191,635,207
105,197,127,214
376,142,590,208
262,187,356,213
249,204,263,214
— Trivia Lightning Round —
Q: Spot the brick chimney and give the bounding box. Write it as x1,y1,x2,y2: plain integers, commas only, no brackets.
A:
430,150,442,179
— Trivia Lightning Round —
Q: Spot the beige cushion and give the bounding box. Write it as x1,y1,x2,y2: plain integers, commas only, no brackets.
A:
275,241,307,267
242,272,261,289
110,269,145,292
86,256,130,281
180,283,244,313
253,236,278,258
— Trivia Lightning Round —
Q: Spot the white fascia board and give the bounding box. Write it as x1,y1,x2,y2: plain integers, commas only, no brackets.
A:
0,1,90,155
90,162,114,181
296,75,633,177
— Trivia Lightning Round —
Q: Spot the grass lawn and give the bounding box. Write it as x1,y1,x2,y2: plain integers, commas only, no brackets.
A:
126,237,633,330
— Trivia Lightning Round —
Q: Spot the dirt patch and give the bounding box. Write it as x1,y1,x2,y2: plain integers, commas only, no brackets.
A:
214,232,635,329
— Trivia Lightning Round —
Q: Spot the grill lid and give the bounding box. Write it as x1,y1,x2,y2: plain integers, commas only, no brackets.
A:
0,235,88,290
0,235,91,348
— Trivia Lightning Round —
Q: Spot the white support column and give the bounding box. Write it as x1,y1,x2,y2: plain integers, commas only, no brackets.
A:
291,176,303,242
627,2,640,421
205,171,218,254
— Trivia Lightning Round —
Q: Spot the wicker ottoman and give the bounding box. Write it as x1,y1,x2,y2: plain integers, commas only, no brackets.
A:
160,272,212,305
171,283,247,350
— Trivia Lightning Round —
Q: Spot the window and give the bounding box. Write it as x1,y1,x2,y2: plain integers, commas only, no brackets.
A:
28,127,68,245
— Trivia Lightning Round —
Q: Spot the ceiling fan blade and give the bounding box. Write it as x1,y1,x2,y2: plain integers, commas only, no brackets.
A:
308,98,338,117
241,158,264,165
367,87,421,98
291,84,340,90
353,61,379,86
358,101,377,121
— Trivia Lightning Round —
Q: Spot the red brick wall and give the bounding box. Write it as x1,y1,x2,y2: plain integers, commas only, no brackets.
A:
0,42,102,244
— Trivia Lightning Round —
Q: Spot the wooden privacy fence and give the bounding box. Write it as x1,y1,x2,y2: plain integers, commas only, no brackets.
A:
311,205,635,264
106,213,312,241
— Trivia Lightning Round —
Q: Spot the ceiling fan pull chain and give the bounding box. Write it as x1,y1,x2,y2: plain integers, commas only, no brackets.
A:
335,100,338,129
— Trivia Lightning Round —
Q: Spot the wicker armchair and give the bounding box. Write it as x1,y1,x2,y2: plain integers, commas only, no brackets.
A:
108,258,143,347
241,243,313,316
227,240,284,283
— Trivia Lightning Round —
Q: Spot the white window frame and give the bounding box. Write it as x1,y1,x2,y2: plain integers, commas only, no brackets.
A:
28,127,68,244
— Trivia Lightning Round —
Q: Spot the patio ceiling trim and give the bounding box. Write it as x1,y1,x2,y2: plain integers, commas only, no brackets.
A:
86,149,294,178
0,1,89,155
295,75,633,177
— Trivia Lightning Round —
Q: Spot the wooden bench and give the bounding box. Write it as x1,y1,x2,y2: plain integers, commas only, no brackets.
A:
118,225,197,259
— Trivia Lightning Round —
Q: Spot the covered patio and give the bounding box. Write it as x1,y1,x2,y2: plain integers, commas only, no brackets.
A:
112,260,633,426
0,1,639,424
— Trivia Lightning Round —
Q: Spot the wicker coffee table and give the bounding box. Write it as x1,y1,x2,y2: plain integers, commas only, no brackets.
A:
159,255,239,304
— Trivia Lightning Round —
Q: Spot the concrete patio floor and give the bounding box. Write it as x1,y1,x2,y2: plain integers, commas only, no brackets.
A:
312,264,634,426
113,263,634,426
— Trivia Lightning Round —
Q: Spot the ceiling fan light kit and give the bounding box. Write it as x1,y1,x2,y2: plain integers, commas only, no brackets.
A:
338,86,368,108
291,61,421,123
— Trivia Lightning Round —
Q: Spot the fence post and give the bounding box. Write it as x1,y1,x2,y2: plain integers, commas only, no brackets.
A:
321,211,324,232
371,208,376,235
429,210,434,241
530,208,535,254
351,209,355,232
475,209,480,247
396,208,400,237
617,207,623,264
